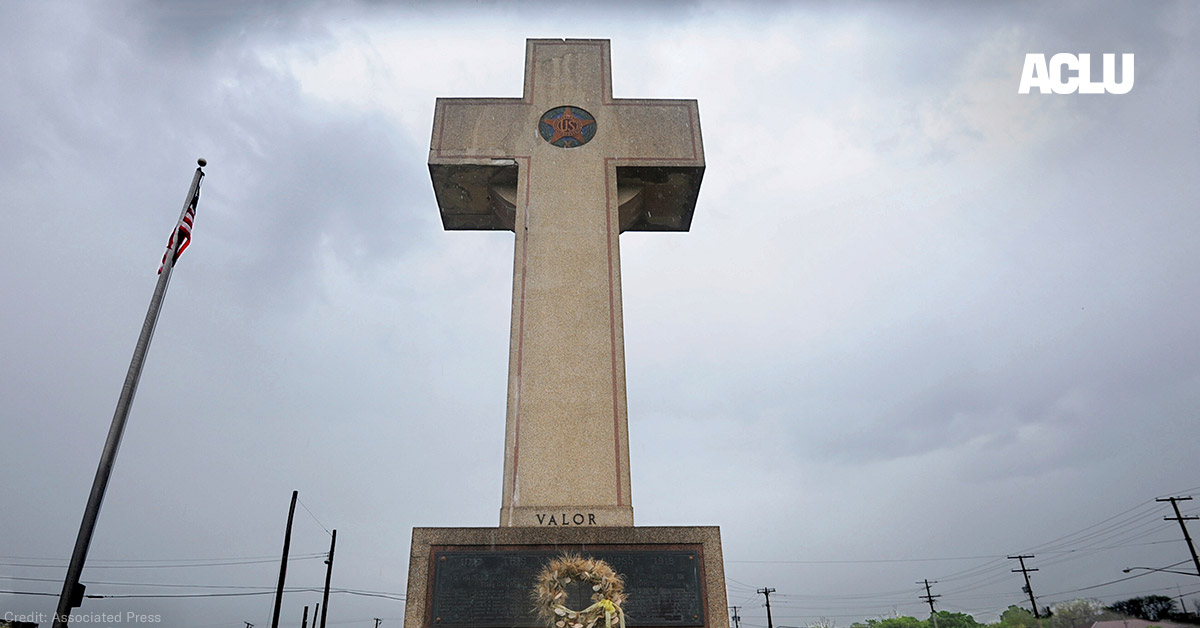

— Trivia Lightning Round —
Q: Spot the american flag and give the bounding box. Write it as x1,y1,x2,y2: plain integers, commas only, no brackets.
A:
157,185,200,274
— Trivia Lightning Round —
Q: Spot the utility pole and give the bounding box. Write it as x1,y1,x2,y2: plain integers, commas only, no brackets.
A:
374,619,383,628
244,623,254,628
271,490,299,628
320,529,337,628
918,579,940,614
1008,555,1040,618
730,606,742,628
1158,496,1200,578
919,580,941,628
758,587,776,628
301,606,309,628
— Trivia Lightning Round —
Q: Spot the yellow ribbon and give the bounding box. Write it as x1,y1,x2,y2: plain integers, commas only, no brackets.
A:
580,599,625,628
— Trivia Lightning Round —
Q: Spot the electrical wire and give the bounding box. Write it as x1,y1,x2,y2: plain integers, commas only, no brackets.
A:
297,495,333,536
0,554,328,569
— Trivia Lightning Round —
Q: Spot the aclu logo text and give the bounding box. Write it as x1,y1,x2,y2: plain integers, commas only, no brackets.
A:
1018,53,1134,94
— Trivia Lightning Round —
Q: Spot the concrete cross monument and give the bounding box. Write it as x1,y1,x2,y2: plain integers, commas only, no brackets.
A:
406,40,727,628
430,38,703,528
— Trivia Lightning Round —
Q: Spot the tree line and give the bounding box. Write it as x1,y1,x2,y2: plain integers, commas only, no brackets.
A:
847,596,1199,628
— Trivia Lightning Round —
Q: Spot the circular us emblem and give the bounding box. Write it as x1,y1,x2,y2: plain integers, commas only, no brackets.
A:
539,106,596,148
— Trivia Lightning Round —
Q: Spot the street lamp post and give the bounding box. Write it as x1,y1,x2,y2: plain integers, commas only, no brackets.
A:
1123,566,1200,577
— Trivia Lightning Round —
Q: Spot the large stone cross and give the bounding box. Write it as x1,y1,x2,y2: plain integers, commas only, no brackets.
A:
429,39,704,527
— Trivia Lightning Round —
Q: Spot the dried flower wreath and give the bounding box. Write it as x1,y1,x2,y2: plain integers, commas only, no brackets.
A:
533,554,627,628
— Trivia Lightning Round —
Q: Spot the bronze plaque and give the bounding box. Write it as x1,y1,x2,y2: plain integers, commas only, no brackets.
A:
428,546,706,628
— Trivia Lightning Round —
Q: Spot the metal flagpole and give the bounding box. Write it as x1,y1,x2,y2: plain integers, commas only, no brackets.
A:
53,159,207,628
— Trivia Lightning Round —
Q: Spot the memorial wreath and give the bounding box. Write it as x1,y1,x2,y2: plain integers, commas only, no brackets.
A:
533,554,627,628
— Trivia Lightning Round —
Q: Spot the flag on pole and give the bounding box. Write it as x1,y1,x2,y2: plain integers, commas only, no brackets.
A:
158,184,201,274
55,159,206,628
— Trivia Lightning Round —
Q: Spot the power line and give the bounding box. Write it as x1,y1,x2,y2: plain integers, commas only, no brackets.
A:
0,553,324,563
928,510,1186,598
298,496,333,536
772,586,927,601
1027,501,1163,554
1041,561,1191,597
727,537,1178,569
0,554,328,569
0,574,405,599
730,555,999,564
0,575,279,590
0,585,404,601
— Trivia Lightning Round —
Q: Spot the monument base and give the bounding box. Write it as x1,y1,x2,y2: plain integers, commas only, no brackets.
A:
404,526,729,628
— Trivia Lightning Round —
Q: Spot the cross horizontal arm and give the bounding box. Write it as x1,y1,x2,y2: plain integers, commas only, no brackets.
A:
605,98,704,165
431,98,530,160
429,98,532,231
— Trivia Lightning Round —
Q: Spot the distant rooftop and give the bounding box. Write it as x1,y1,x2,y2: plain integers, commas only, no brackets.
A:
1091,619,1192,628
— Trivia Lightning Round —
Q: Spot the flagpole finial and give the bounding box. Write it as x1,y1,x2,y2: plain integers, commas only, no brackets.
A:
197,158,207,168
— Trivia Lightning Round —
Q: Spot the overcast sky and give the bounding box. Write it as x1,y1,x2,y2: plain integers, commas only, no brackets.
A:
3,2,1200,628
